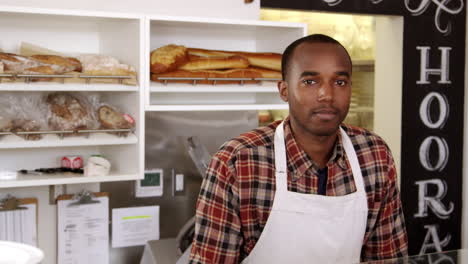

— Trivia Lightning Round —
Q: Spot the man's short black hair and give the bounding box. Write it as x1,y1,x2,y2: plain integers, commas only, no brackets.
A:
281,34,352,80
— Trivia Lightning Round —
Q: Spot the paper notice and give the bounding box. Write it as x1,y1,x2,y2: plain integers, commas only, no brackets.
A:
111,206,160,248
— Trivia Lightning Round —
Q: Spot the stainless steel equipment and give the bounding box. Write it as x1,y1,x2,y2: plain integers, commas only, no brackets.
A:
101,111,258,264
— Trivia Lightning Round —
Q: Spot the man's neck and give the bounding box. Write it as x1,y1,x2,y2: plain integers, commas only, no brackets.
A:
288,119,338,169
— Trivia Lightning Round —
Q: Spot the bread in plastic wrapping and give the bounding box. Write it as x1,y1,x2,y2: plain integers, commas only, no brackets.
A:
0,115,13,132
97,104,135,130
77,54,136,76
0,93,48,140
46,92,98,132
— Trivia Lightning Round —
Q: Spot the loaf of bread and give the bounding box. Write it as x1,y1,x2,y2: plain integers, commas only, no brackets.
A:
0,61,4,74
31,55,82,73
152,67,281,84
0,115,12,132
186,48,234,58
0,52,82,75
46,93,95,131
77,54,137,76
0,53,41,73
22,65,56,81
150,45,188,74
236,52,282,71
98,105,134,129
187,48,282,71
22,65,55,75
149,45,282,82
179,55,249,71
11,119,42,140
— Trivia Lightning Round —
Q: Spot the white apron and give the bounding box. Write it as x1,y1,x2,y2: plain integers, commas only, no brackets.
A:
241,121,368,264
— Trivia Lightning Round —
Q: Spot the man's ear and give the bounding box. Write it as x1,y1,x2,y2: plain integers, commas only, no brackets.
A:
278,81,288,102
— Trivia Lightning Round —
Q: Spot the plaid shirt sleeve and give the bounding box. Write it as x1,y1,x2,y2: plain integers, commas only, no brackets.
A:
189,152,242,264
361,145,408,261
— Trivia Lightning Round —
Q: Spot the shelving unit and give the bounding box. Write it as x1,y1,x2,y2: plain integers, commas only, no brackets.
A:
146,15,306,110
0,6,145,188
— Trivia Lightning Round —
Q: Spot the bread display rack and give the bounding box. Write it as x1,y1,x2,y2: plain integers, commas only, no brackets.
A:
0,74,133,84
146,15,307,111
0,128,136,149
155,76,281,85
0,6,144,188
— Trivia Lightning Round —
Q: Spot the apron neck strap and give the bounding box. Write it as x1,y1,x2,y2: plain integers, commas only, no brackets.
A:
274,121,366,194
339,127,366,193
274,122,288,192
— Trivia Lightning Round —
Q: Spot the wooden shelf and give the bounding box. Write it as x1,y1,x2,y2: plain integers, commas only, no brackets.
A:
0,133,138,149
0,172,142,188
0,83,139,92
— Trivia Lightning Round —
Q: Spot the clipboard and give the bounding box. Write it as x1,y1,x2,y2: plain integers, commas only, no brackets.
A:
56,190,109,205
0,195,38,246
57,190,110,264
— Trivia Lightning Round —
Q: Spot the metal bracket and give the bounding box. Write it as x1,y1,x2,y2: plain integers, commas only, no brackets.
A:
49,184,67,205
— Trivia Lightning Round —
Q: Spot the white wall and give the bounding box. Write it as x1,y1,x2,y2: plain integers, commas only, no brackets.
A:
374,16,404,177
0,0,260,19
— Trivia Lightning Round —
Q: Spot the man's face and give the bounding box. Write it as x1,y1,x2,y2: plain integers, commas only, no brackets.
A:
279,42,352,137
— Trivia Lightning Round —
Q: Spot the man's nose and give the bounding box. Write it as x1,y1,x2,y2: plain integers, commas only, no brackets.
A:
317,83,333,102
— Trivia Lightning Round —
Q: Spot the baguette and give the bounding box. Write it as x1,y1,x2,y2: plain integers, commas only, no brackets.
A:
248,67,282,79
179,55,249,71
186,48,234,58
0,53,82,75
0,53,41,73
30,55,82,72
23,65,55,75
22,65,55,81
150,44,188,73
187,48,282,71
237,52,282,71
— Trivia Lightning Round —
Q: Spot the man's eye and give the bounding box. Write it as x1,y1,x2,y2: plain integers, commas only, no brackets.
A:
302,79,316,85
336,80,347,86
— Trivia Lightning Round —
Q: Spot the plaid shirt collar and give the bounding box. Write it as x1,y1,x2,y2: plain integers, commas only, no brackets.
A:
282,117,348,181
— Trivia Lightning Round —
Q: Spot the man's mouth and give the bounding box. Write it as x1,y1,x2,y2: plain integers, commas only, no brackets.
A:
312,108,338,121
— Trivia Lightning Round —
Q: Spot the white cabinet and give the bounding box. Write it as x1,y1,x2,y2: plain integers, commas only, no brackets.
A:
146,15,306,111
0,7,145,188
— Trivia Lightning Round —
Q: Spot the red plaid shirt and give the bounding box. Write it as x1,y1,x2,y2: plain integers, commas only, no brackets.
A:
189,118,408,263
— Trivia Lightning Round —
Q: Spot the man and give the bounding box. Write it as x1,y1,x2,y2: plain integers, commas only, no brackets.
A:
189,34,408,264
